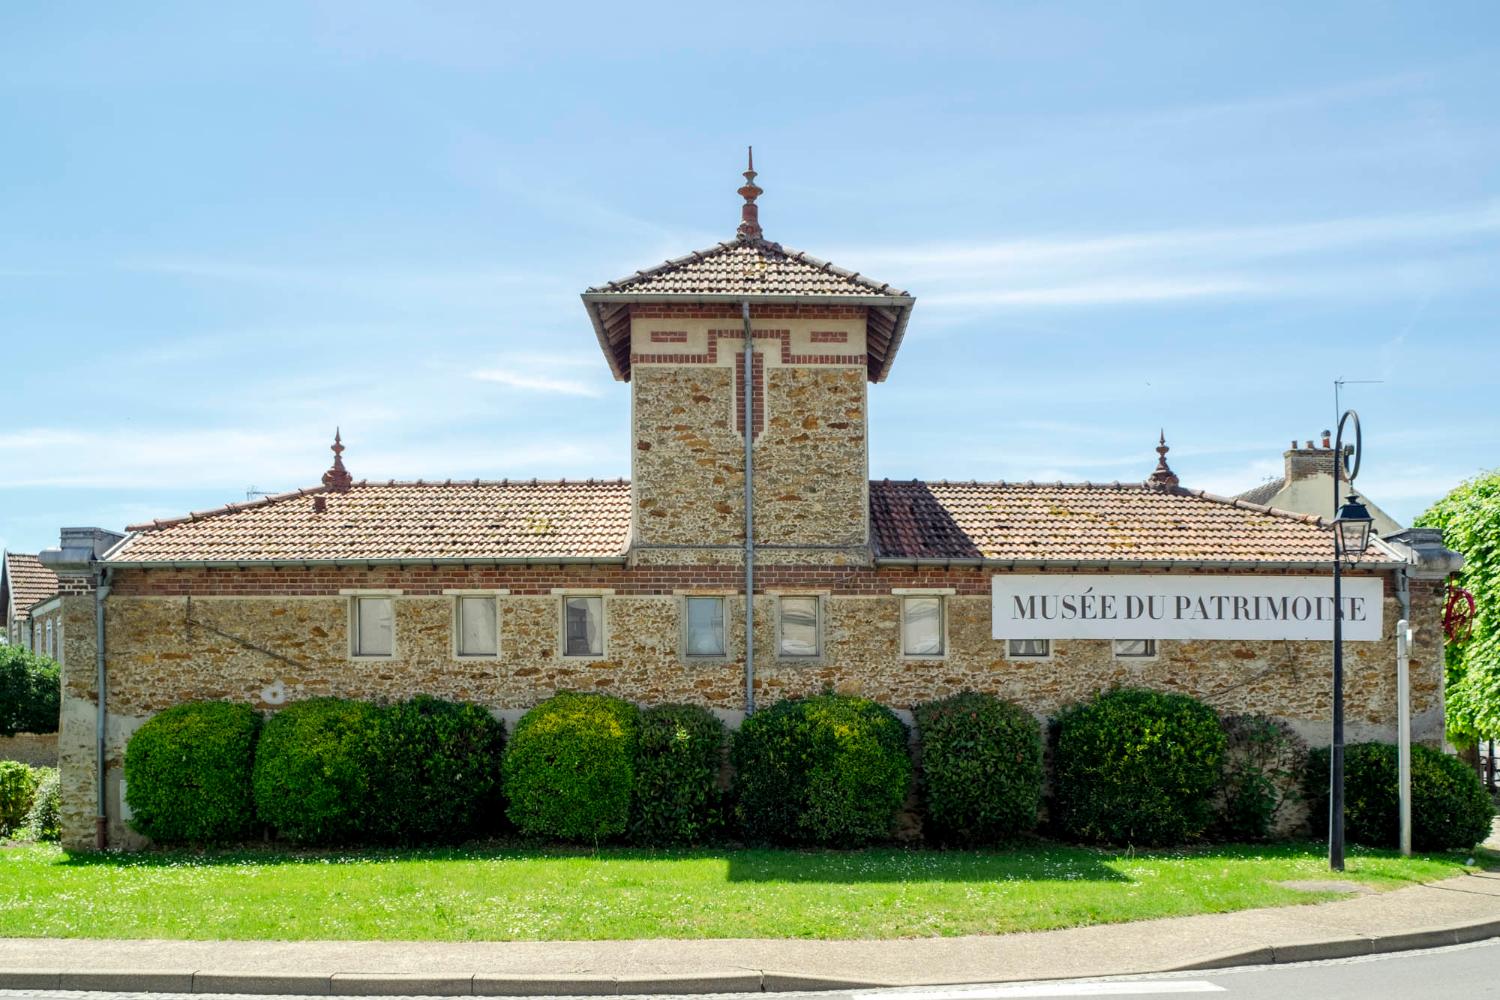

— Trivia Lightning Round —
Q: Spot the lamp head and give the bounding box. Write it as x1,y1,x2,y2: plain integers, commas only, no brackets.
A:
1333,493,1373,560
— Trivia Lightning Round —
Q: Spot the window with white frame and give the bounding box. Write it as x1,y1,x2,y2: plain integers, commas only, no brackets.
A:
455,596,499,658
683,596,726,658
351,597,395,657
563,596,605,657
778,596,821,658
901,596,945,656
1114,639,1157,658
1008,638,1050,658
45,620,54,659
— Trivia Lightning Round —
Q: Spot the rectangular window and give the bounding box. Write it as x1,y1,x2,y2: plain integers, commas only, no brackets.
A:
563,596,604,657
456,597,499,657
778,596,821,658
1008,638,1050,658
45,620,54,660
684,596,726,657
902,596,944,656
1114,639,1157,658
352,597,395,657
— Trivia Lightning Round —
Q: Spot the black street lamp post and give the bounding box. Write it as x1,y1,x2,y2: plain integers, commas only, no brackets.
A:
1329,409,1374,872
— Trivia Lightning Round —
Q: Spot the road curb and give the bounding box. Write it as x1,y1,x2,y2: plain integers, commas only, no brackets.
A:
1,919,1496,995
1171,917,1500,974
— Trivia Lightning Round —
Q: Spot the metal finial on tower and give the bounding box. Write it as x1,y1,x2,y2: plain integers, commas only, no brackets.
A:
1147,429,1180,489
322,427,353,492
736,146,763,241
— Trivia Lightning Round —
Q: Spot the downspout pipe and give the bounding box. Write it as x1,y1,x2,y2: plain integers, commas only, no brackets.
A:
94,566,112,849
742,299,756,715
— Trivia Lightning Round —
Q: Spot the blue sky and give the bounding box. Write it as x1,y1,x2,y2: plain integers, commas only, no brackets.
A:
2,2,1498,554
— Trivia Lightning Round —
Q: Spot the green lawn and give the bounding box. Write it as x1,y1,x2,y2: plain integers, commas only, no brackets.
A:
0,842,1484,941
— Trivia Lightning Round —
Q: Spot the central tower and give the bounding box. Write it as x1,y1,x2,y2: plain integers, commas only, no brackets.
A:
582,154,916,566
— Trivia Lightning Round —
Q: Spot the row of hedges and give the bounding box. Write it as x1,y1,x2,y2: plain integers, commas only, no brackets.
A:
126,695,506,845
122,688,1494,850
0,762,59,840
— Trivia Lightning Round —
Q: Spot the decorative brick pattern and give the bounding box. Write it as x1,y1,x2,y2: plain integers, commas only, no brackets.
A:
630,328,867,369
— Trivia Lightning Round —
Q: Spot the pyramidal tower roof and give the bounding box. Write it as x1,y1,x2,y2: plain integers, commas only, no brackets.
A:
582,149,915,383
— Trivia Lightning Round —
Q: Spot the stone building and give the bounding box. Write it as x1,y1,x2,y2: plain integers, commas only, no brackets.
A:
43,157,1460,849
1,552,60,653
1237,431,1404,538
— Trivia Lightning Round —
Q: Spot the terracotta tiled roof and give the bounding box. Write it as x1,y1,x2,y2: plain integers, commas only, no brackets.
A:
106,477,1396,568
582,237,915,383
587,239,910,299
108,480,632,565
3,553,59,618
869,480,1398,566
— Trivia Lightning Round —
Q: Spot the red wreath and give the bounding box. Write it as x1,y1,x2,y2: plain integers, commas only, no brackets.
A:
1443,579,1476,643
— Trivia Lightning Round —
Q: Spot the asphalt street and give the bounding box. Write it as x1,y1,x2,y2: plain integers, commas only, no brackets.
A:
2,939,1498,1000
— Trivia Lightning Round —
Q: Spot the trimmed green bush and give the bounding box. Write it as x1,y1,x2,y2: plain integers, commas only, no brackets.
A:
369,695,506,844
1307,742,1495,851
732,693,912,847
0,761,40,836
25,767,60,841
629,703,727,845
1215,714,1309,841
253,698,383,845
1052,687,1226,846
125,701,261,844
0,645,60,737
915,691,1042,844
503,692,641,842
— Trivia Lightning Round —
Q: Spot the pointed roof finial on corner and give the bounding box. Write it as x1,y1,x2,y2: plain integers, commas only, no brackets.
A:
322,427,353,492
1147,429,1180,489
736,145,764,241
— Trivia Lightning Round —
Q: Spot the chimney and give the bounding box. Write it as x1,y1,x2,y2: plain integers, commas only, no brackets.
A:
1284,433,1341,483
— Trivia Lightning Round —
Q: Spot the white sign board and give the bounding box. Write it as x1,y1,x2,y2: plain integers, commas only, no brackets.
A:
991,575,1383,642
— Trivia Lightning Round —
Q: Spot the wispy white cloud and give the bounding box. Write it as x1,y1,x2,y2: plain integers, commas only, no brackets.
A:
470,368,604,397
0,423,623,493
836,203,1500,310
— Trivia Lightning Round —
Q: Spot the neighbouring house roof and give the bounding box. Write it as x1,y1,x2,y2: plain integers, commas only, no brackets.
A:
107,480,635,565
869,480,1401,566
1235,479,1283,507
2,552,60,621
104,477,1396,569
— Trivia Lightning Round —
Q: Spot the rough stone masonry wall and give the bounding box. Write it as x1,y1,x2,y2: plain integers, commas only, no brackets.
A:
629,304,870,566
56,566,1446,850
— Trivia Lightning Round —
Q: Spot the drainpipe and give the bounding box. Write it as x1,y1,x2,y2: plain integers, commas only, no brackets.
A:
95,567,112,850
742,299,756,715
1395,567,1412,857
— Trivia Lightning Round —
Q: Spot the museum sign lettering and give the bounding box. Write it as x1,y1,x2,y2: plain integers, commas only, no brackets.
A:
991,575,1384,642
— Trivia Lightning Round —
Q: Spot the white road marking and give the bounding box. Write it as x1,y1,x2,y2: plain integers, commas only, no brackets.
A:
855,983,1225,999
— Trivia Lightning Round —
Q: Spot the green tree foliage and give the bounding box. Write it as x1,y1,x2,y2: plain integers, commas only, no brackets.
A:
503,692,641,842
124,701,261,844
368,695,506,844
914,691,1043,844
732,693,912,846
0,761,40,836
0,645,60,737
25,767,60,841
253,698,384,845
1052,688,1226,846
1307,742,1494,850
1414,471,1500,744
629,703,727,846
1215,714,1309,841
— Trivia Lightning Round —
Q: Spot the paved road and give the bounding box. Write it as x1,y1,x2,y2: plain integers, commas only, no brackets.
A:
2,941,1499,1000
